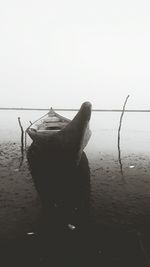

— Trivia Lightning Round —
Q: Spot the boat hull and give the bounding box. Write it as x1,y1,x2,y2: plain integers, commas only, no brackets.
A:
26,102,92,164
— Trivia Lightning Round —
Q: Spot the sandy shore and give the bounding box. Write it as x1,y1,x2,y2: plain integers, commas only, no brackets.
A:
1,141,150,266
89,152,150,228
0,142,41,239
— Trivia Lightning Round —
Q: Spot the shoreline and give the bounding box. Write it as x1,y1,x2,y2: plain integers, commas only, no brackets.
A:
1,107,150,112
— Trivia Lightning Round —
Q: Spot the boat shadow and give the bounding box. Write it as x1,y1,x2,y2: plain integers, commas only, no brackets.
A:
27,140,91,231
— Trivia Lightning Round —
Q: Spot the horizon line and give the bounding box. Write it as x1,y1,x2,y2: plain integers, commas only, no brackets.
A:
0,107,150,112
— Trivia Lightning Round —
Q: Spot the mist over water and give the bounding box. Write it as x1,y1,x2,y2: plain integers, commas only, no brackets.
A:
1,0,150,264
1,110,150,156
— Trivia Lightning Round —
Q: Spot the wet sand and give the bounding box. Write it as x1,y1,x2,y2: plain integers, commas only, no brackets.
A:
90,152,150,228
1,142,150,266
0,142,42,239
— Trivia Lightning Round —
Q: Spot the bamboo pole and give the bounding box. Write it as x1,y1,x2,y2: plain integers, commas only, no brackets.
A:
18,117,24,167
117,95,130,175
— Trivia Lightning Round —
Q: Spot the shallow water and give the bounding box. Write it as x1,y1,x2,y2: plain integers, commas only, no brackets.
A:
1,109,150,153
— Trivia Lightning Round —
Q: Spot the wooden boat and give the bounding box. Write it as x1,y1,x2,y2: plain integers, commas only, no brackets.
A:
26,108,71,140
26,102,92,165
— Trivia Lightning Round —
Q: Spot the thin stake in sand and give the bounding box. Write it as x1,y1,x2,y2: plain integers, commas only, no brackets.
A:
118,95,130,175
18,117,24,167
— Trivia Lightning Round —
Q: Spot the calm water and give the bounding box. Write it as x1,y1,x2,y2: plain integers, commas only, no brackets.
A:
0,109,150,156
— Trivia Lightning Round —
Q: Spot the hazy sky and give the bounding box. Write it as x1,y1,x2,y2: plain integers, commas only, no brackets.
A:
0,0,150,109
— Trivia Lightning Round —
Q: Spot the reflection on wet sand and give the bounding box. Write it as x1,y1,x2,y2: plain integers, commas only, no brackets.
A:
27,140,91,266
27,141,90,229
